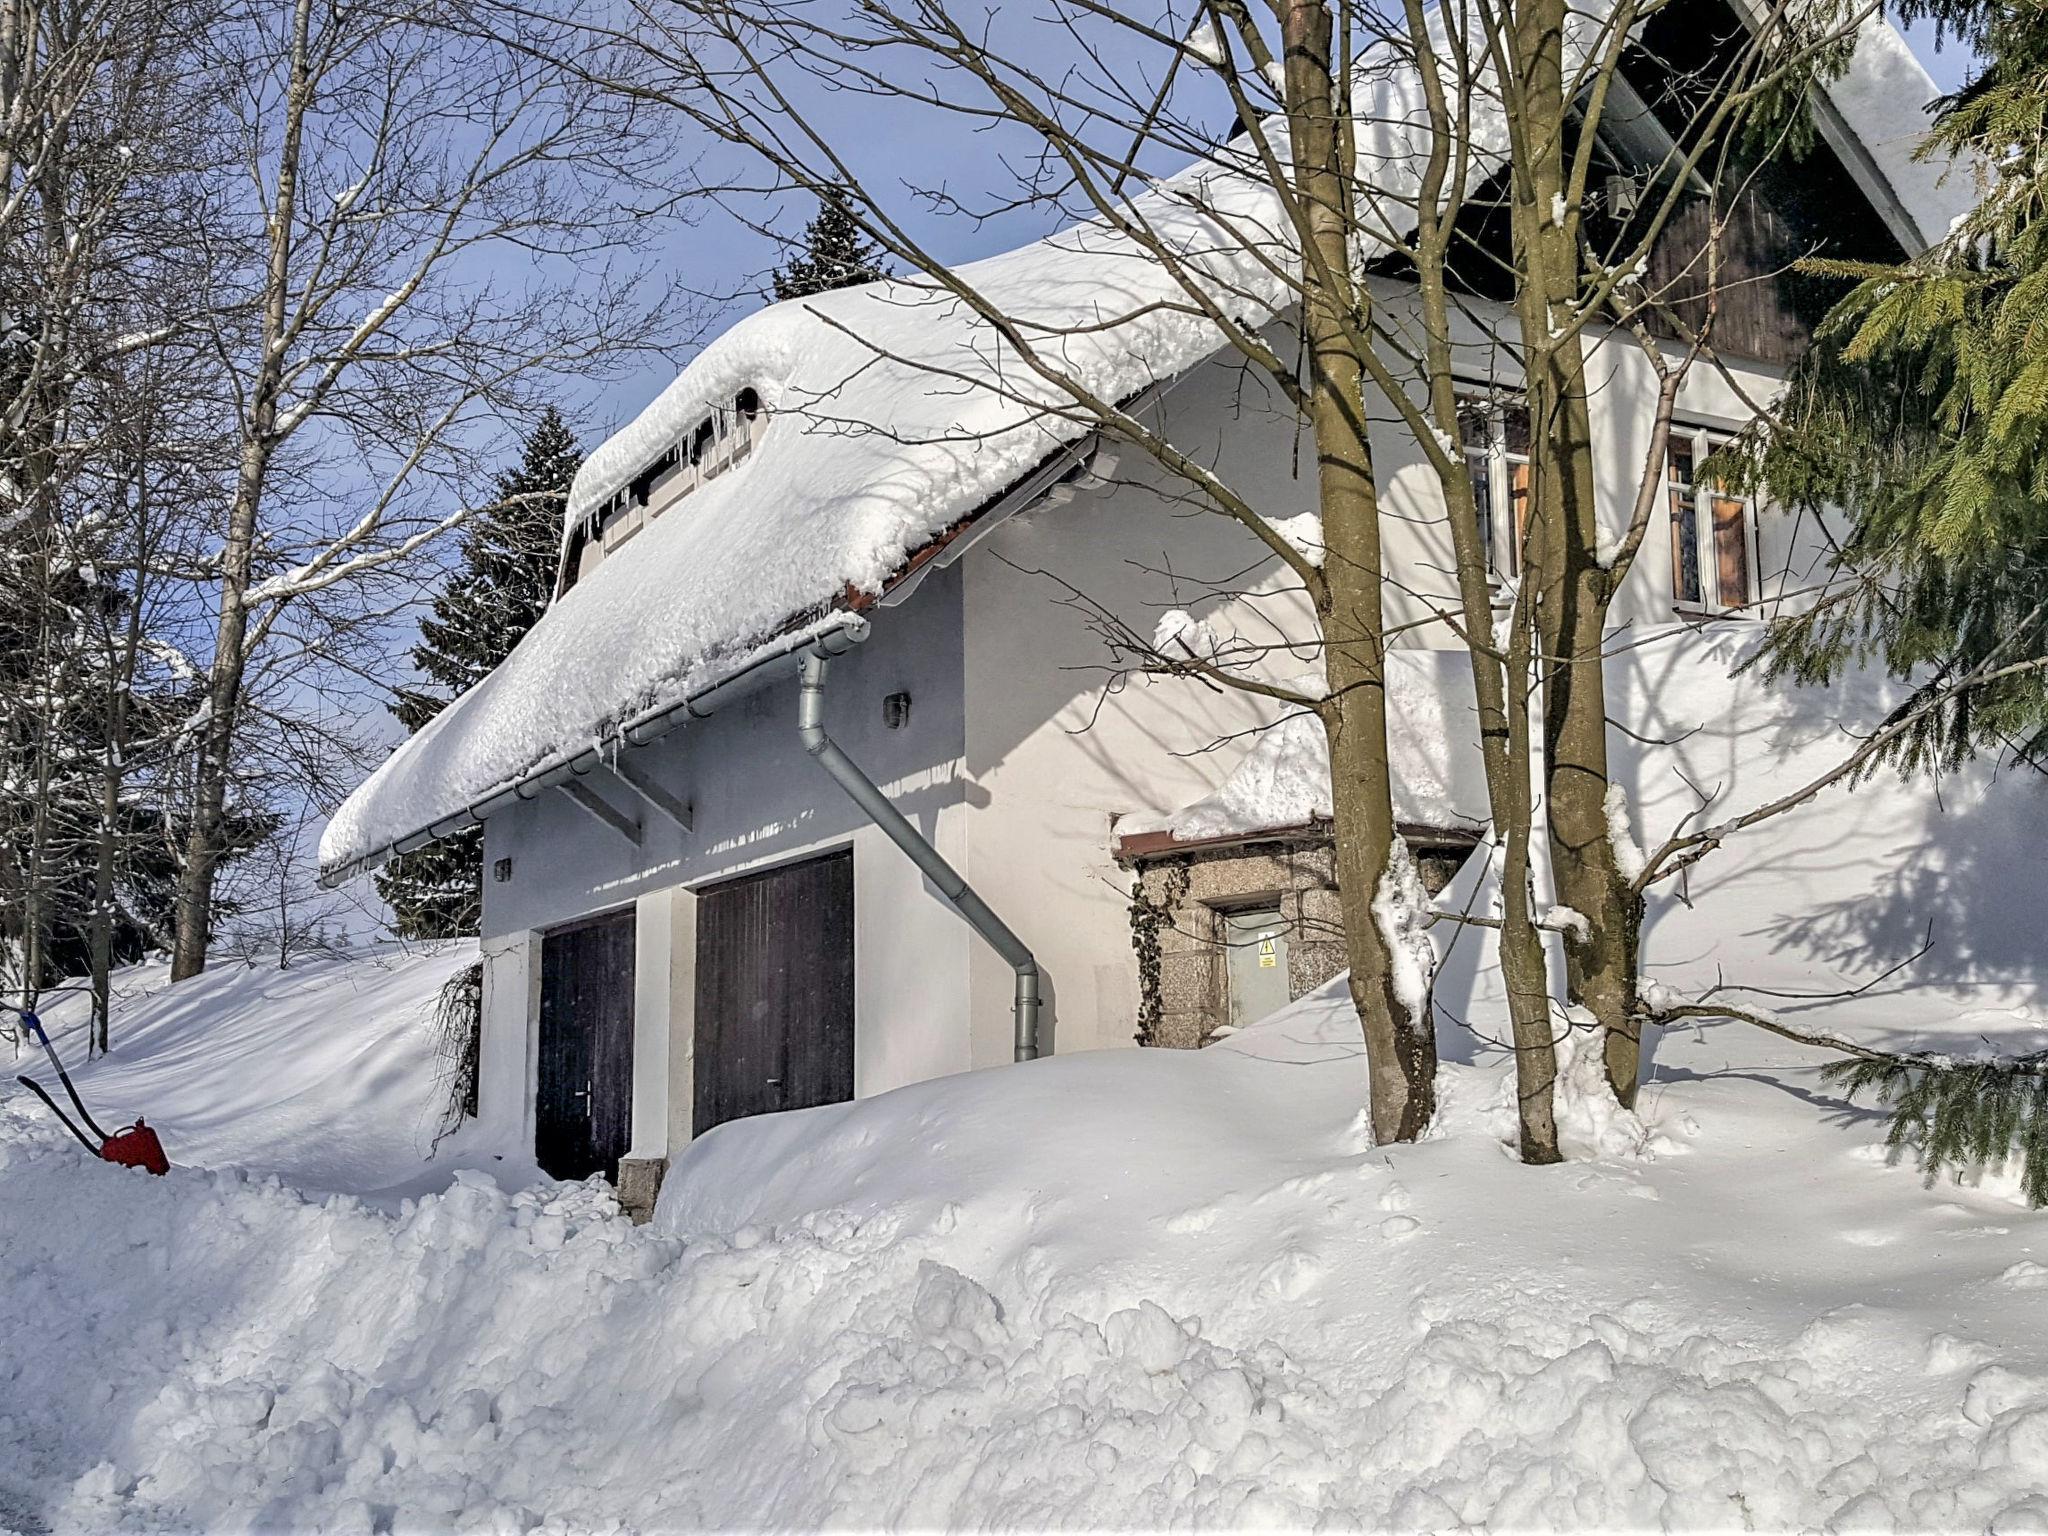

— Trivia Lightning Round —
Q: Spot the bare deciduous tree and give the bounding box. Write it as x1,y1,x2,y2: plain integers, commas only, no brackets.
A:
165,0,699,979
2,0,225,1035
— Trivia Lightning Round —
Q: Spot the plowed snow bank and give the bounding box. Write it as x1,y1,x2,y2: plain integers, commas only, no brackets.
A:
5,979,2048,1531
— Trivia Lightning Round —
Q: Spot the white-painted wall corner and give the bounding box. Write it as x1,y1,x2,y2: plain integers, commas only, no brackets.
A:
476,931,540,1158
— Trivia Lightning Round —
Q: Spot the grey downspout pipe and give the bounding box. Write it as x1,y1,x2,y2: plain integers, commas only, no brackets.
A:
796,651,1042,1062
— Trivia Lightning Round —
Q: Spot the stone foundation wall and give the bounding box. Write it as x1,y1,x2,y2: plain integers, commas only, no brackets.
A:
616,1156,667,1224
1130,834,1471,1049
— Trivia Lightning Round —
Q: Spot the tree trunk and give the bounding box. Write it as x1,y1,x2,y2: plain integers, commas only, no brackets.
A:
1510,0,1641,1110
13,129,74,1010
171,462,261,982
1397,22,1562,1162
1525,251,1639,1105
87,786,117,1055
1286,0,1434,1142
1322,598,1436,1143
170,531,248,981
21,627,53,1009
17,436,62,1011
1494,642,1563,1162
168,0,310,981
88,557,146,1054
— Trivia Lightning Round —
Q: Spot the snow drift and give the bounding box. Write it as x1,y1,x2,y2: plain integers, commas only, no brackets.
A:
6,983,2048,1532
18,942,495,1200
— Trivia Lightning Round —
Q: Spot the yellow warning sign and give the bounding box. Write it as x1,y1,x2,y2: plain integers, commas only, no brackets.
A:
1258,938,1278,968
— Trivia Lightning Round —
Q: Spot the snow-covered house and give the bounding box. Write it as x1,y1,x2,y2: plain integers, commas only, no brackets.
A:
320,4,1969,1215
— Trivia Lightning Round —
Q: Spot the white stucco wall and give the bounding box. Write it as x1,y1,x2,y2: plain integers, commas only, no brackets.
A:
955,374,1317,1064
469,280,1838,1140
1362,285,1831,632
952,286,1821,1059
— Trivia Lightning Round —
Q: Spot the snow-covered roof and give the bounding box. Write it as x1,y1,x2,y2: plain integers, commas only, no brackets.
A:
320,205,1293,877
319,9,1963,881
1117,652,1490,850
319,35,1479,879
1734,0,1974,252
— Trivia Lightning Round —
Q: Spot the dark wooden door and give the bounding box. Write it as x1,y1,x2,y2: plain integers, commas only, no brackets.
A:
536,906,636,1182
694,849,854,1137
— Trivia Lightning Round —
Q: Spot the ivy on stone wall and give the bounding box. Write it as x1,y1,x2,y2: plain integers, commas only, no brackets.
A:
1129,862,1192,1047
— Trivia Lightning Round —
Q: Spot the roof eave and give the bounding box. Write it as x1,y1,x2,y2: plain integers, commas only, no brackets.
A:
318,609,873,889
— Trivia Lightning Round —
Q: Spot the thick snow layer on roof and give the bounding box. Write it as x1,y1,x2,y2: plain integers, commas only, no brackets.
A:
321,7,1959,878
1119,650,1490,841
1817,11,1978,248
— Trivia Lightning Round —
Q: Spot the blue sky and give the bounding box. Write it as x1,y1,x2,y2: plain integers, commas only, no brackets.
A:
1903,13,1977,91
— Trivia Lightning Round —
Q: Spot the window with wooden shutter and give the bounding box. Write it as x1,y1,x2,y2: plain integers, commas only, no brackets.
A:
1712,490,1751,608
1666,428,1758,615
1667,438,1702,607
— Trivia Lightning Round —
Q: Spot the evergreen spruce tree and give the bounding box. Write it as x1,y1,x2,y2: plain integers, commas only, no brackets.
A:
1757,0,2048,772
1751,3,2048,1203
772,193,889,300
375,408,581,939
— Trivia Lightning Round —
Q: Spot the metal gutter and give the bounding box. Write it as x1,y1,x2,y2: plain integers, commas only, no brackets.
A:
317,610,871,888
796,650,1041,1063
874,431,1119,611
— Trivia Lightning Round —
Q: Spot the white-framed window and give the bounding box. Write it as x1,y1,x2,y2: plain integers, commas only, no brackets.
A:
631,445,682,509
1457,395,1530,580
692,389,766,486
1666,427,1759,615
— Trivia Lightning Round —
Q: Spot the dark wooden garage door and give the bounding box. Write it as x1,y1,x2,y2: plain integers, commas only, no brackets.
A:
536,906,636,1182
694,849,854,1137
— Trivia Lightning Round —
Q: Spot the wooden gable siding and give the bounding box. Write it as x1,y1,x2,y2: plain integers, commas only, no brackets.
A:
1644,188,1815,367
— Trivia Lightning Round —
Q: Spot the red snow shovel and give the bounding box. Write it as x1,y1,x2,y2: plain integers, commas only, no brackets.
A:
7,1004,169,1175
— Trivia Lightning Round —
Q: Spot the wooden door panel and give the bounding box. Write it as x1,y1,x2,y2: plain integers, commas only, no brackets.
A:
535,930,591,1179
694,850,854,1138
585,914,636,1178
536,907,636,1182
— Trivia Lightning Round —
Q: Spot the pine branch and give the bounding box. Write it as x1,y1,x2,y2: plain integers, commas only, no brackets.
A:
1647,992,2048,1206
1825,1056,2048,1207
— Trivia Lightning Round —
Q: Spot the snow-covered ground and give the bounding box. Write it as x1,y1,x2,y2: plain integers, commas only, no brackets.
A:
7,943,508,1201
5,986,2046,1529
5,634,2048,1533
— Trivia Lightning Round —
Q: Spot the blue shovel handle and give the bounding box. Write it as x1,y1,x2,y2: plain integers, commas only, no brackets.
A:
4,1004,108,1142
